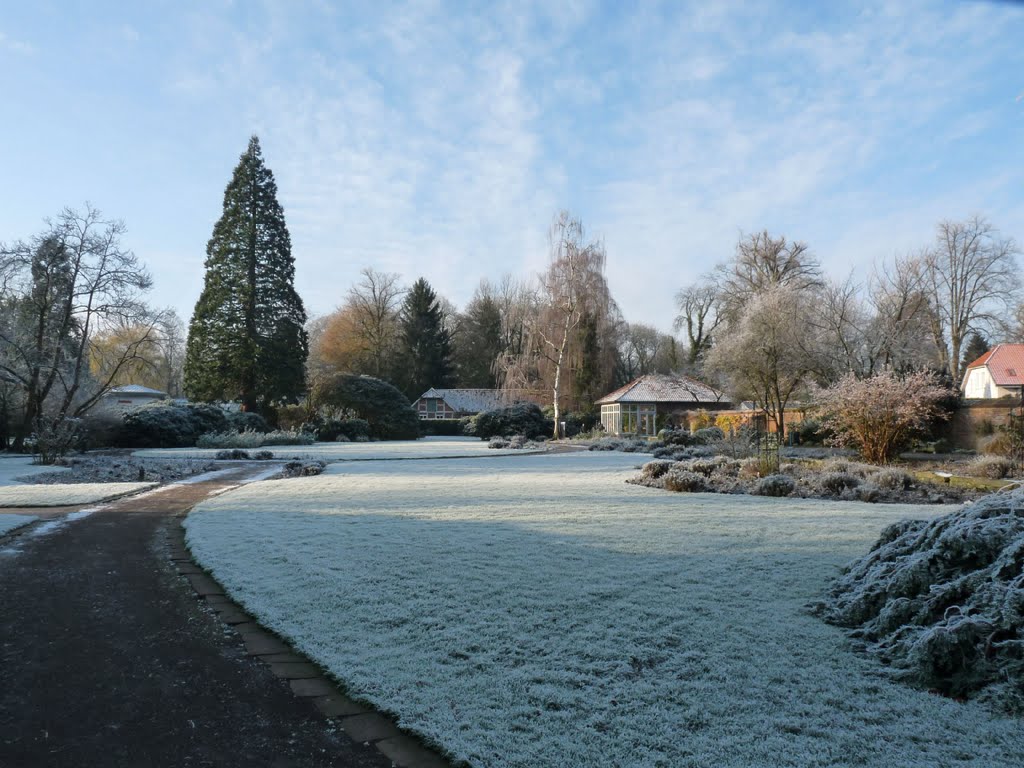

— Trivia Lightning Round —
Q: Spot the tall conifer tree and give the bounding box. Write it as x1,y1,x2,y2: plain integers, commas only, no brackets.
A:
398,278,452,400
184,136,307,411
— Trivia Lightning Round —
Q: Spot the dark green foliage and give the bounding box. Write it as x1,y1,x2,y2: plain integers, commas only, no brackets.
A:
470,403,551,440
184,136,308,412
316,374,420,440
305,417,371,442
227,411,270,433
186,403,230,436
119,403,213,447
452,294,503,388
960,332,990,379
397,278,452,400
419,418,470,437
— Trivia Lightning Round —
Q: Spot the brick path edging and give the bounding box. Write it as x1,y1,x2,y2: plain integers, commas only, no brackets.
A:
166,517,452,768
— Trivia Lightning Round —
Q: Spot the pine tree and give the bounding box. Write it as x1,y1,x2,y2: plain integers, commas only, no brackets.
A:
184,136,308,411
959,332,990,376
452,293,503,388
397,278,452,400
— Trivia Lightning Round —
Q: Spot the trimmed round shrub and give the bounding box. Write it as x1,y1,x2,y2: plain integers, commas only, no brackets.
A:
753,473,795,497
471,403,551,440
227,411,270,433
693,426,725,443
338,418,371,441
315,374,420,440
664,469,708,493
186,403,230,436
120,403,204,448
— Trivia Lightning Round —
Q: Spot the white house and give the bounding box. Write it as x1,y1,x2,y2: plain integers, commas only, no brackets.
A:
961,345,1024,400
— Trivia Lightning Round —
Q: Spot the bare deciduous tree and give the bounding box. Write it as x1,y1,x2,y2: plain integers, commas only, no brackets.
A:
533,212,612,437
715,230,822,324
705,286,822,437
673,281,721,367
0,205,158,451
923,216,1021,382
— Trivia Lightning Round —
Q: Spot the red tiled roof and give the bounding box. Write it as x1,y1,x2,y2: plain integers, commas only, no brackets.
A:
965,344,1024,388
595,374,728,405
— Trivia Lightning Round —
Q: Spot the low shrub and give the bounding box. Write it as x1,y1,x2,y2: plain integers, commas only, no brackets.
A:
253,450,275,460
214,448,250,460
418,419,465,437
120,403,210,448
816,490,1024,712
979,432,1016,458
471,403,551,440
641,459,674,479
664,468,708,493
658,429,697,447
819,472,861,495
964,455,1015,480
753,474,795,497
198,429,312,449
693,426,725,443
227,411,270,433
870,468,915,491
282,460,326,477
855,483,881,503
489,436,509,449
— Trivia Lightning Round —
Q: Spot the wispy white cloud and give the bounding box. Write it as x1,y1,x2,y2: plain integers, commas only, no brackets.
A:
0,30,33,55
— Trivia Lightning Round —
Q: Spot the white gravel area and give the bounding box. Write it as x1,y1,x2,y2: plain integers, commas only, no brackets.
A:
0,457,70,486
0,482,156,507
184,451,1023,767
0,513,38,536
133,436,545,462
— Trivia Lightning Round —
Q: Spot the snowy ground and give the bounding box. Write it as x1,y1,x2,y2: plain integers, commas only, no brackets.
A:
184,451,1023,767
134,436,545,462
0,482,156,508
0,513,37,536
0,456,70,486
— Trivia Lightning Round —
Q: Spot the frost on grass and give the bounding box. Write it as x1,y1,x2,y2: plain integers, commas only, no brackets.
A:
0,482,155,507
185,452,1024,767
0,513,37,536
817,489,1024,713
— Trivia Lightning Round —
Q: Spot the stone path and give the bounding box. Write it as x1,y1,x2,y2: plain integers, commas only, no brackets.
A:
0,467,450,768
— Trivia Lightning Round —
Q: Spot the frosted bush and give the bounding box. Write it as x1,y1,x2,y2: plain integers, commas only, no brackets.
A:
819,472,861,495
871,468,915,491
199,430,265,449
693,426,725,443
198,429,312,449
589,437,624,451
214,449,250,460
641,460,674,479
489,437,509,449
816,489,1024,713
856,483,881,503
663,469,708,493
965,455,1015,480
752,473,795,497
820,458,874,478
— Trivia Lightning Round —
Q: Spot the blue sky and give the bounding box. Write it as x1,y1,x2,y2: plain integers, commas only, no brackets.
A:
1,1,1022,333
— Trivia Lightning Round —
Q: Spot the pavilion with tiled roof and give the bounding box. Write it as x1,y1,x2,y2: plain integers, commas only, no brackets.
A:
595,374,731,436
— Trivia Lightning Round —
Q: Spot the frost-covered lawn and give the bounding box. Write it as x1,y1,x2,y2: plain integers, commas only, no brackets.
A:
0,456,70,486
135,436,542,462
0,513,37,536
185,452,1024,767
0,482,155,507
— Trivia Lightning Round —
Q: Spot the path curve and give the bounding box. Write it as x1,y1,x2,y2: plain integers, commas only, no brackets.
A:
0,466,444,768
